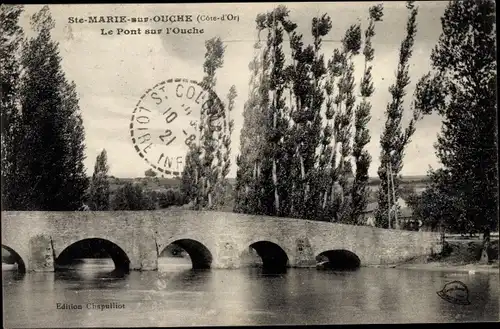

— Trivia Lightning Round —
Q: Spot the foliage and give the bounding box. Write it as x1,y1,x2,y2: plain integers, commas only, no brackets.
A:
144,168,157,177
181,145,201,207
413,0,497,233
235,5,385,224
110,182,156,211
155,188,185,208
234,37,266,214
350,4,383,225
213,85,236,209
181,37,235,211
406,181,450,232
88,149,110,210
0,4,24,210
297,12,332,220
375,1,421,228
2,5,88,210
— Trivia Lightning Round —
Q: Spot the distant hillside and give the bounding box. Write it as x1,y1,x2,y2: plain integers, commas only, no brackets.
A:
107,176,183,193
107,175,430,192
365,175,430,186
103,175,429,212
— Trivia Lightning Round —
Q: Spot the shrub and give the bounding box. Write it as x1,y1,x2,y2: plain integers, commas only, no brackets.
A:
110,182,156,210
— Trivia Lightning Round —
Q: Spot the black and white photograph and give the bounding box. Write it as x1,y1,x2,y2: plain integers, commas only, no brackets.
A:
1,1,498,327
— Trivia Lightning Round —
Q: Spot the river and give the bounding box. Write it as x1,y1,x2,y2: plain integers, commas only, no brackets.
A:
2,258,499,327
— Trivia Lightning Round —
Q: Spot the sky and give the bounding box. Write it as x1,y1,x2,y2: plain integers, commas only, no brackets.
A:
18,2,448,178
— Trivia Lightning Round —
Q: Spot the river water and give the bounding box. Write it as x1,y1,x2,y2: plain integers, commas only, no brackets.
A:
2,258,499,327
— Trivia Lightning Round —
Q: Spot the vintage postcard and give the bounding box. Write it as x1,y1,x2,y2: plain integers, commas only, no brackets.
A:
1,1,498,327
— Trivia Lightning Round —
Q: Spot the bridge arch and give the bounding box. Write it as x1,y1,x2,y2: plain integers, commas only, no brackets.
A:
55,238,131,273
159,238,213,269
246,240,289,272
1,245,26,273
315,249,361,270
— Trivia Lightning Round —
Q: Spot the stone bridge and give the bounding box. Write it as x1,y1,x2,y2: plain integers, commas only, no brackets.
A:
1,210,442,272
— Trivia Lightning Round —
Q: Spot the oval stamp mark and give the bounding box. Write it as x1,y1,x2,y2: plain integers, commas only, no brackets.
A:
437,280,471,305
130,78,224,177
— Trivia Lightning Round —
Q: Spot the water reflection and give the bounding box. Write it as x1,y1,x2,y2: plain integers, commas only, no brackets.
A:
3,260,499,327
54,259,127,282
2,269,26,282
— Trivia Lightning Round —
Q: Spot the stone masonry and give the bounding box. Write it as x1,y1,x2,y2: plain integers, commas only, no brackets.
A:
1,210,442,272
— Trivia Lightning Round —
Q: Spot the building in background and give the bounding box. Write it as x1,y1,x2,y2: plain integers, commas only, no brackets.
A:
362,198,420,230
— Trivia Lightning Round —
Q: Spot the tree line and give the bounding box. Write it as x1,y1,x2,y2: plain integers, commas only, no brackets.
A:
88,149,186,211
183,3,403,226
230,5,389,225
181,0,497,234
1,5,88,211
0,5,189,212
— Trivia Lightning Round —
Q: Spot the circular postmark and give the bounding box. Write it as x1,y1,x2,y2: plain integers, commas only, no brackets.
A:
130,78,225,177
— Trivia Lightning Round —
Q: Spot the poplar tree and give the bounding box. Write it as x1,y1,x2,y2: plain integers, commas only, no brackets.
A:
0,4,24,210
334,25,361,223
214,85,236,208
257,8,290,216
89,149,110,211
302,14,332,220
283,11,331,219
199,38,224,209
321,24,362,224
181,144,202,208
17,5,88,210
234,41,266,214
318,46,343,222
235,6,296,216
375,1,421,228
182,37,230,211
283,10,310,218
350,5,384,225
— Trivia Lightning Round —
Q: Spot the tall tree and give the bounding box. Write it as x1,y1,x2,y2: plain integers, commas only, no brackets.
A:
16,5,88,210
414,0,497,234
181,144,202,208
257,8,291,216
182,37,230,211
88,149,110,211
213,85,237,209
318,44,343,222
199,38,224,209
316,23,362,224
238,6,316,218
333,24,361,223
0,4,24,210
350,5,384,225
282,8,308,218
375,1,421,228
301,14,332,220
234,37,267,214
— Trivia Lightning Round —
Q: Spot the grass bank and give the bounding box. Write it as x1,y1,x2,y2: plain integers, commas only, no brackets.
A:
385,239,499,274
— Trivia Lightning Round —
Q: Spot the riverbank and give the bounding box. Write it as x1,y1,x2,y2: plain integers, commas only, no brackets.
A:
379,239,499,274
394,261,498,273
